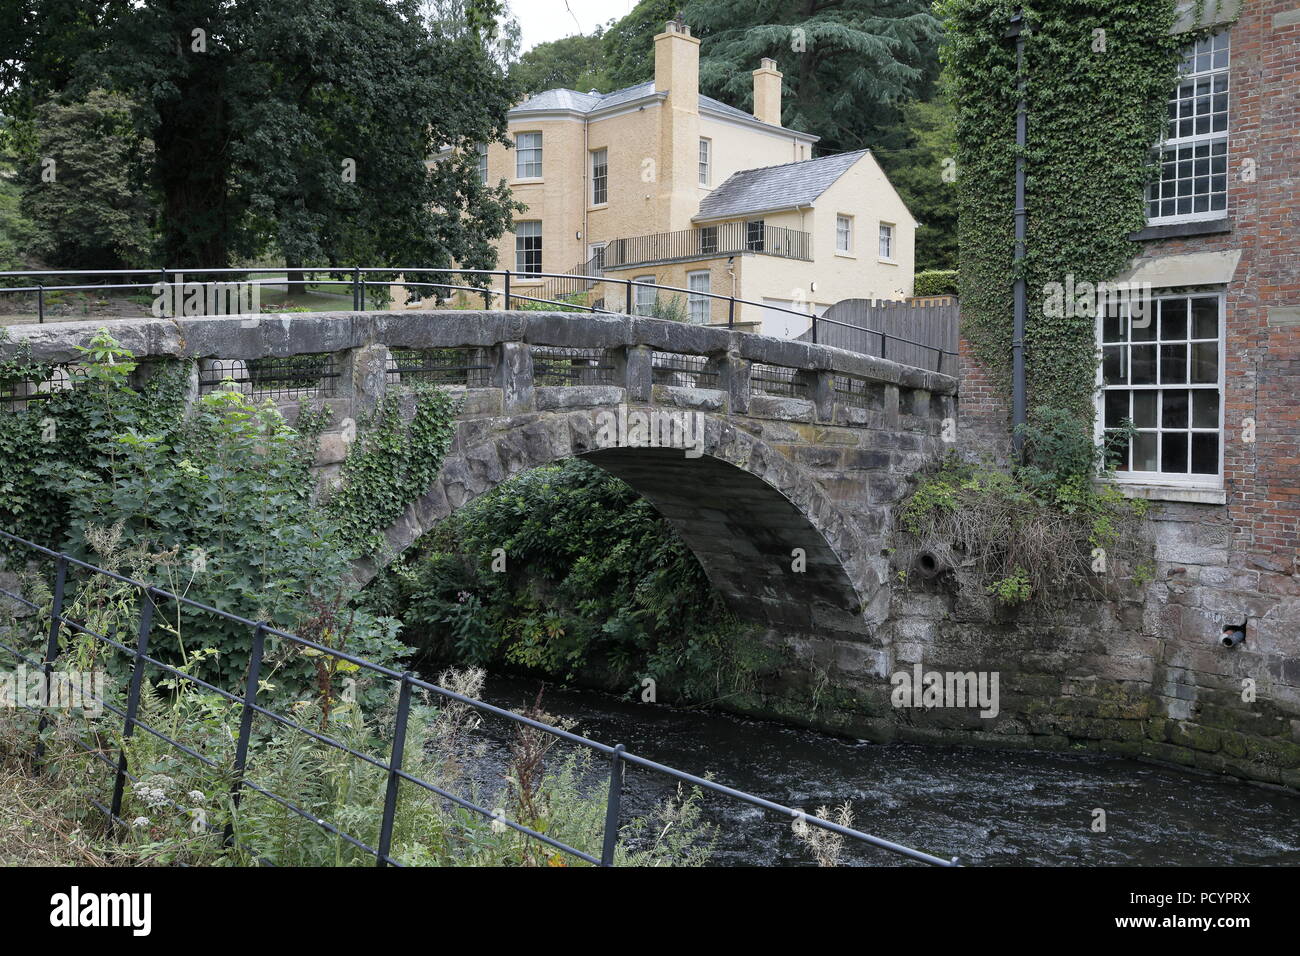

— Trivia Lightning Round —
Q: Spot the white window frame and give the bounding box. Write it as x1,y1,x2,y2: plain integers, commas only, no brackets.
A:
587,242,606,274
1095,290,1225,488
590,148,608,206
1147,31,1230,225
836,214,853,254
878,222,895,261
475,143,489,184
515,131,543,179
515,221,542,275
634,275,657,315
698,138,711,187
687,270,711,324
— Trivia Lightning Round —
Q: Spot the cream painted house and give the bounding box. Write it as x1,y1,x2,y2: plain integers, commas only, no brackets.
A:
462,19,917,337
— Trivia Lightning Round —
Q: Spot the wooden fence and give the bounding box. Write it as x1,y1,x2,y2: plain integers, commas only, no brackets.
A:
800,298,959,374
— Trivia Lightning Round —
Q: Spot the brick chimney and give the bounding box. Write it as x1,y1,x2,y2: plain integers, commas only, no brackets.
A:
653,19,701,232
752,58,783,126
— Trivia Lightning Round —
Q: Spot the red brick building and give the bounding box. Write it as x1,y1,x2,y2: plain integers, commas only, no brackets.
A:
945,0,1299,785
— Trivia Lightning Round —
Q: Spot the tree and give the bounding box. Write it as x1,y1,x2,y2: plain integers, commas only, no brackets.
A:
602,0,679,89
687,0,941,153
19,90,155,268
511,31,612,95
5,0,523,271
873,97,958,272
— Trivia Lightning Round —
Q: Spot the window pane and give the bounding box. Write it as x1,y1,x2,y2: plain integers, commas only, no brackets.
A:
1191,433,1218,474
1133,391,1157,427
1104,390,1129,427
1160,298,1188,340
1162,390,1189,428
1133,432,1158,472
1191,342,1218,383
1191,297,1218,337
1102,345,1127,384
1160,343,1188,383
1161,432,1188,473
1103,306,1127,342
1131,307,1156,341
1192,389,1219,428
1131,345,1156,384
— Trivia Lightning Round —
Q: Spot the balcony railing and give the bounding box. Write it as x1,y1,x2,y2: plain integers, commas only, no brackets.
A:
602,222,812,270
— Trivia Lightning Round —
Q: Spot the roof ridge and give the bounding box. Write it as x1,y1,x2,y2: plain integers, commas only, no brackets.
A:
728,149,869,178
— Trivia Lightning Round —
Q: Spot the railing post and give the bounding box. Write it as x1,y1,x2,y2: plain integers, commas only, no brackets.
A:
503,269,511,310
728,295,735,329
159,268,168,318
352,266,362,311
109,587,156,833
811,311,818,345
223,623,266,848
33,553,68,762
37,285,45,324
625,279,633,315
880,330,888,362
600,743,626,867
376,674,413,866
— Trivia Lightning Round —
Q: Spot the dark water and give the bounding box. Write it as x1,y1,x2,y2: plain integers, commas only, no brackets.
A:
465,675,1300,866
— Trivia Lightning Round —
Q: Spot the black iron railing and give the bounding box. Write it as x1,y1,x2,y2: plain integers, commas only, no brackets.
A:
0,267,958,375
601,222,812,269
0,529,958,867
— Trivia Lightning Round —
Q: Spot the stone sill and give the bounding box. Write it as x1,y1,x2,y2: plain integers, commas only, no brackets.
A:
1130,218,1231,241
1111,482,1226,505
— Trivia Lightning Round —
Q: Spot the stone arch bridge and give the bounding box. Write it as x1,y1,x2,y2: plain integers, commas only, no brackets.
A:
6,310,956,696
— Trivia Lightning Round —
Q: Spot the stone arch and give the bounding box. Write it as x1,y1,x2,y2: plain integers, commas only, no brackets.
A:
351,408,878,641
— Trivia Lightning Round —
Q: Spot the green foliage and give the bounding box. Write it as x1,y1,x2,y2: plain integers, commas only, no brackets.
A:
870,98,958,271
511,31,612,94
602,0,680,89
689,0,941,152
913,269,959,297
365,459,771,704
899,407,1151,606
0,129,35,271
8,0,522,270
326,385,458,554
0,661,714,866
18,90,156,268
938,0,1189,422
0,329,412,698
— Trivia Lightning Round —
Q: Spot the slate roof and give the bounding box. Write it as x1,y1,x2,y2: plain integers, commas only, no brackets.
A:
694,150,869,221
510,81,815,137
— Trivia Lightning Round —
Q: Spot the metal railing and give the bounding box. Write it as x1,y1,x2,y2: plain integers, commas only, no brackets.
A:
0,528,958,867
602,221,812,269
0,266,957,374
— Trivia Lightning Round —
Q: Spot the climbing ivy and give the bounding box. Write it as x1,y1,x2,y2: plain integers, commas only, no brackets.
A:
938,0,1192,427
325,385,458,555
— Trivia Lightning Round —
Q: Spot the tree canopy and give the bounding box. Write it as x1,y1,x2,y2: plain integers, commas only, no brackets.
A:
4,0,521,270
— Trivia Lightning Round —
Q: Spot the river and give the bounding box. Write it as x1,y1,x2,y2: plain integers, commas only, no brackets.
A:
464,675,1300,866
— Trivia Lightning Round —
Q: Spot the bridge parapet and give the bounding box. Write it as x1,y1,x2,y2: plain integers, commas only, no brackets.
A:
0,310,956,432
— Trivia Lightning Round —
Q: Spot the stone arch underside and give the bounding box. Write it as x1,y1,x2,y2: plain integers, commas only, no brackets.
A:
352,409,876,642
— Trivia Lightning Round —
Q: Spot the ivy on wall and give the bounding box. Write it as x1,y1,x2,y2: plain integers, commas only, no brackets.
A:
937,0,1188,425
325,385,458,554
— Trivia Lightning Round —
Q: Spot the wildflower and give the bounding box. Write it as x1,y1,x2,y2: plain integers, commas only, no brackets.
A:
132,816,150,828
188,790,205,804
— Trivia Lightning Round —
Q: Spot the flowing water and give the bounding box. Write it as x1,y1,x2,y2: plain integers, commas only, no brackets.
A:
460,675,1300,866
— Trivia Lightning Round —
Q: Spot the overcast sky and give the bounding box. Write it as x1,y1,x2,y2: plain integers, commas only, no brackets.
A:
512,0,639,52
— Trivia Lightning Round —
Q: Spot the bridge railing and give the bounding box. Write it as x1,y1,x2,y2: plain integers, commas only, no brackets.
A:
0,267,958,375
0,528,959,867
